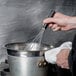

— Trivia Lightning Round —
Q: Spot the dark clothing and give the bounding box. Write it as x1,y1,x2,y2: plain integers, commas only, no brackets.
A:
57,67,72,76
69,35,76,76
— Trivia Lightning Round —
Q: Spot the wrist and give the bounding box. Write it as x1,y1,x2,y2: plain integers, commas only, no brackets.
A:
69,17,76,29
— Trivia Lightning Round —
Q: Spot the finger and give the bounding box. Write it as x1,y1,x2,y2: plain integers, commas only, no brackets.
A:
64,60,69,69
60,63,66,69
52,24,59,31
61,64,69,69
53,26,61,31
51,24,58,29
65,66,69,69
48,24,53,28
60,61,69,69
66,66,70,69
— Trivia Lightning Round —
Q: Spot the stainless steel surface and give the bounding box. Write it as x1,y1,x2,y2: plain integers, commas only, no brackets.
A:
8,55,48,76
6,42,50,76
6,42,50,57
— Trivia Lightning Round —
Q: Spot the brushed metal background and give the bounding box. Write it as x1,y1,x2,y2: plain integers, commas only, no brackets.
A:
0,0,76,63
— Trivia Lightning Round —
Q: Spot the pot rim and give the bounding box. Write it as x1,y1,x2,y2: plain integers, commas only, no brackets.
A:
5,42,50,57
5,42,50,51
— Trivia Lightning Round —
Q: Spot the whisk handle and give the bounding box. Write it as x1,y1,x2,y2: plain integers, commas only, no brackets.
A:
44,10,55,29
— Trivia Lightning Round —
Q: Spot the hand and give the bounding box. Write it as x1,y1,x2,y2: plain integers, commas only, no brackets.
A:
43,12,76,31
56,49,70,69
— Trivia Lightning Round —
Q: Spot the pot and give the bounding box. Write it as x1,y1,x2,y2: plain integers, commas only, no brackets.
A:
5,42,50,76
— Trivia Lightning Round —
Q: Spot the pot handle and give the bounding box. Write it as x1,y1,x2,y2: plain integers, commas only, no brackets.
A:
37,44,55,68
37,58,48,68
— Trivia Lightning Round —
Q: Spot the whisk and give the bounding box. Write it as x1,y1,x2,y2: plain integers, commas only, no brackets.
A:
25,10,55,50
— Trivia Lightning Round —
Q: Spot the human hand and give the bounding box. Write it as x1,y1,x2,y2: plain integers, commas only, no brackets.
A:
43,12,76,31
56,49,70,69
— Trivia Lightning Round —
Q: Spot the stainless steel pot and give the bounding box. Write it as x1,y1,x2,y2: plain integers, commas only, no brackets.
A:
5,42,50,76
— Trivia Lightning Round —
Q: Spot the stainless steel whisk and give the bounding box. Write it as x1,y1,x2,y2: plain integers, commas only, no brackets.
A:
24,10,55,50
